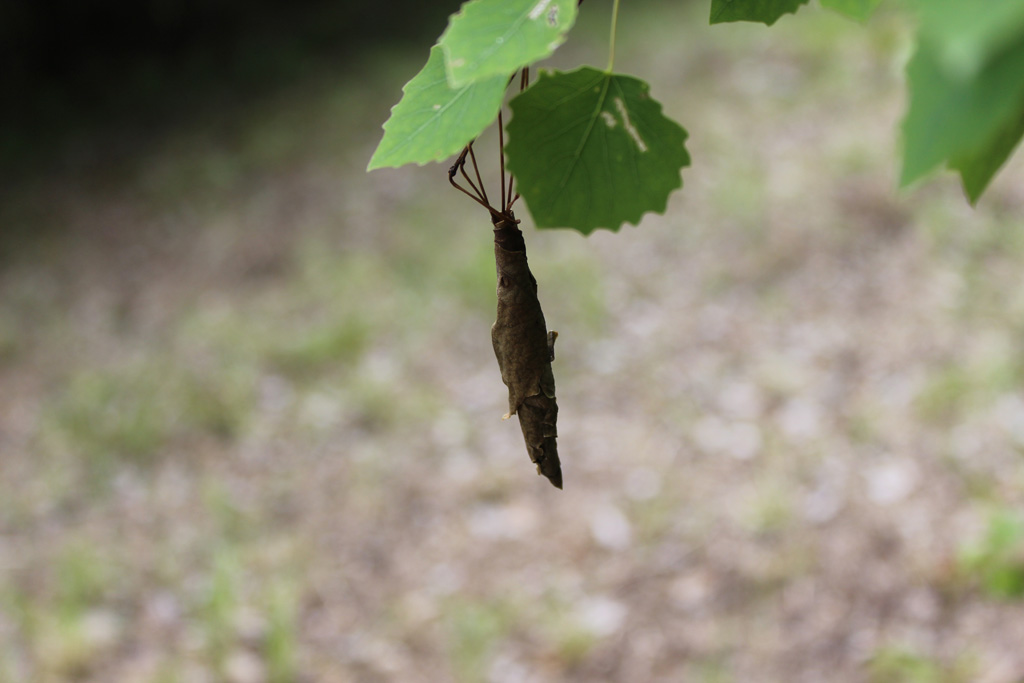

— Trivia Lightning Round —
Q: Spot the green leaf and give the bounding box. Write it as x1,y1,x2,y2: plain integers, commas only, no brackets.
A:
820,0,881,23
917,0,1024,79
367,45,507,171
709,0,810,26
900,36,1024,189
505,68,690,234
440,0,578,88
950,106,1024,204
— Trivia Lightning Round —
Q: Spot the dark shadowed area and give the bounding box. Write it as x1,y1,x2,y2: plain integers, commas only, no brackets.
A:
1,0,461,180
3,1,1024,681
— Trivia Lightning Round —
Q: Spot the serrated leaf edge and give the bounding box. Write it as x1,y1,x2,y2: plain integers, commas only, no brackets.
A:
367,47,505,171
506,67,690,233
439,0,577,88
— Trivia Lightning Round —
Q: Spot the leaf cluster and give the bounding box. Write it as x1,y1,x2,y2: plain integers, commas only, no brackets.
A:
368,0,690,234
902,0,1024,203
369,0,1024,234
700,0,1024,204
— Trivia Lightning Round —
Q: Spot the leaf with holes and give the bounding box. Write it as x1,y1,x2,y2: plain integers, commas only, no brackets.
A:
505,67,690,234
709,0,810,26
367,45,507,170
439,0,578,88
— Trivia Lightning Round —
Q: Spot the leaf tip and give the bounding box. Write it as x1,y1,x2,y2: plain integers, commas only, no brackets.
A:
366,150,385,172
898,155,930,190
959,177,985,207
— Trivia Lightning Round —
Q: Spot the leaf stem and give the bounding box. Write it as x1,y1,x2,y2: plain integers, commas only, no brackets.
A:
498,109,507,210
468,142,488,206
607,0,620,72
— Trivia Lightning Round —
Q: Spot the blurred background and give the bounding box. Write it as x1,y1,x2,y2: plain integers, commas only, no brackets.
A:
3,0,1024,681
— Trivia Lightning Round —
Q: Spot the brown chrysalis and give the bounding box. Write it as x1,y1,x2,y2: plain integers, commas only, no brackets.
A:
491,212,562,488
447,65,562,488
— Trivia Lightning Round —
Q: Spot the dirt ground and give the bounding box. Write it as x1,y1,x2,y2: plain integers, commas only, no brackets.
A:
3,3,1024,682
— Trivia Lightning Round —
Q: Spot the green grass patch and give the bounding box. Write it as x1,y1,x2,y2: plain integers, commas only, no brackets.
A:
443,597,517,683
541,610,599,669
202,480,257,544
868,645,975,683
3,541,120,680
177,494,305,679
957,510,1024,600
51,367,172,472
179,366,254,440
264,581,300,683
44,359,256,488
54,543,114,616
691,655,732,683
915,350,1024,424
265,312,373,380
914,364,974,423
199,548,242,673
744,484,796,535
